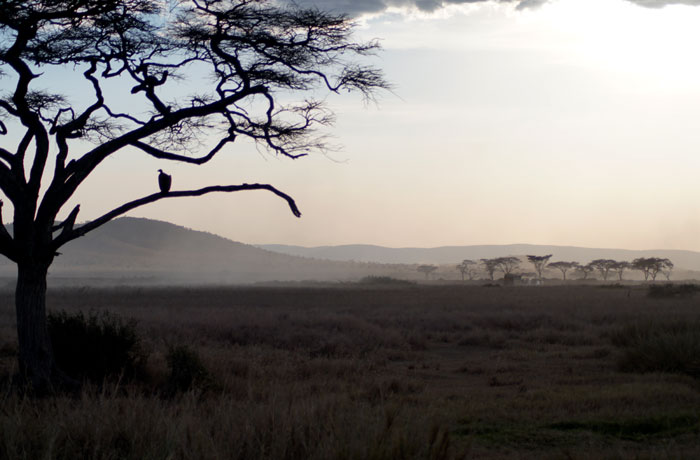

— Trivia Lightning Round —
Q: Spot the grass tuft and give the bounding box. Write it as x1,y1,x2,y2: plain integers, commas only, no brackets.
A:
648,283,699,298
610,321,700,378
165,344,211,394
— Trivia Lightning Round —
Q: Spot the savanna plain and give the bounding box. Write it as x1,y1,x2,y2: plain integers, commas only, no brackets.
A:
1,282,700,459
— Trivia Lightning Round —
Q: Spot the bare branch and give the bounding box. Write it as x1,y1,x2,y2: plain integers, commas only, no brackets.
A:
51,204,80,236
52,183,301,249
0,148,15,167
131,134,235,164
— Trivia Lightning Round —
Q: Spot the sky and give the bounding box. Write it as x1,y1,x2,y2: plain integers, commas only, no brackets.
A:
11,0,700,250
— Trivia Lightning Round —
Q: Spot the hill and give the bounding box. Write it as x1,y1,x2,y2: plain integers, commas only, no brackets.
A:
259,243,700,271
0,218,410,286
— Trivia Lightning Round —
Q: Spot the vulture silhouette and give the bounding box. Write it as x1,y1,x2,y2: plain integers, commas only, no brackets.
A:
158,169,172,193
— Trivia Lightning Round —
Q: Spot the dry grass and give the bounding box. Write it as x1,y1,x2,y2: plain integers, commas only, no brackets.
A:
0,284,699,458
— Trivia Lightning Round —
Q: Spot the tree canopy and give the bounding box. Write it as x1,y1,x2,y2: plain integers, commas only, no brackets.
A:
526,254,551,280
0,0,388,389
548,261,578,280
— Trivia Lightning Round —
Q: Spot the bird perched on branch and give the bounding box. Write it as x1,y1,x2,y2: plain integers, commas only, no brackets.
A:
158,169,171,193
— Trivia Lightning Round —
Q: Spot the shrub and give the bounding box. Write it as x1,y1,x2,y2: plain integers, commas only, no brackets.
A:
647,283,699,299
165,345,209,393
611,321,700,378
357,276,415,286
48,310,144,383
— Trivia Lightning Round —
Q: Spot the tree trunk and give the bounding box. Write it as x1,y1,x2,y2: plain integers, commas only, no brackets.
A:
15,262,55,391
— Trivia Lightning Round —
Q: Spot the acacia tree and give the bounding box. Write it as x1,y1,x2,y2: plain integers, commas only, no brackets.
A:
0,0,387,389
611,261,631,281
495,256,520,276
589,259,617,281
576,262,595,280
480,258,499,281
661,259,674,280
526,254,551,280
632,257,672,281
417,264,438,280
548,261,578,280
456,259,476,281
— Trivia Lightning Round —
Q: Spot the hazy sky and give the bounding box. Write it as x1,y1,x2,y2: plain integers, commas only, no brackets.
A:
64,0,700,249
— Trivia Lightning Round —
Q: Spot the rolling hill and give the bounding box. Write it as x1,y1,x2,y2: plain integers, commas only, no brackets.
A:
1,217,699,286
259,243,700,271
0,218,411,286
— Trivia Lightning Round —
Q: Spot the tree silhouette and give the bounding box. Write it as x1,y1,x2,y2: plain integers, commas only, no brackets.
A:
417,264,438,280
611,261,631,281
480,258,499,281
576,263,595,280
632,257,672,282
0,0,387,390
494,256,520,276
526,254,551,280
589,259,617,281
548,261,578,280
661,259,674,280
456,259,476,281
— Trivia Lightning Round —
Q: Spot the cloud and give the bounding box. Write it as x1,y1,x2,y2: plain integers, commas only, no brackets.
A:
287,0,538,16
288,0,700,16
628,0,700,7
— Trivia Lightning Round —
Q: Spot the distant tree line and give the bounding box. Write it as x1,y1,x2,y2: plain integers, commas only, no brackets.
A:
448,255,674,282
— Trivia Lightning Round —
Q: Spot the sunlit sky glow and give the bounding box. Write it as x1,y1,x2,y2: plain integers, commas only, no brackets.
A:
44,0,700,249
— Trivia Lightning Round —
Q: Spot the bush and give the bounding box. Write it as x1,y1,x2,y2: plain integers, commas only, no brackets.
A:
48,310,144,383
165,345,209,393
647,283,699,299
357,276,415,286
610,321,700,378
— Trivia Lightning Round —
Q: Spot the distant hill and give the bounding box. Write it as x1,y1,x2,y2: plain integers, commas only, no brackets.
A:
2,218,698,286
0,218,411,286
259,243,700,271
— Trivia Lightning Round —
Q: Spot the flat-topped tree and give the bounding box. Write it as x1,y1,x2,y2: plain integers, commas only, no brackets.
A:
456,259,476,281
494,256,520,276
548,261,578,281
526,254,551,280
480,258,499,281
0,0,387,390
576,262,595,280
632,257,673,282
417,264,438,280
611,261,631,281
589,259,617,281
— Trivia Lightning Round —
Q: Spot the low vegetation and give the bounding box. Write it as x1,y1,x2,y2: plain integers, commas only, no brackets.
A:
48,310,144,383
0,284,699,458
357,275,416,286
647,283,699,298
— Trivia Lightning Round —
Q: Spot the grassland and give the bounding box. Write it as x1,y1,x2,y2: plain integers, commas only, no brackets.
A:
0,283,699,459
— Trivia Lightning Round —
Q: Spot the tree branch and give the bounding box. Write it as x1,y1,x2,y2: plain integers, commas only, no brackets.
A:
52,183,301,249
130,133,235,164
0,148,15,168
37,85,268,227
